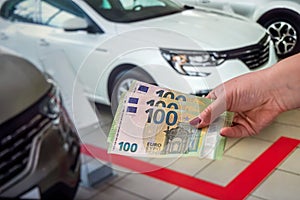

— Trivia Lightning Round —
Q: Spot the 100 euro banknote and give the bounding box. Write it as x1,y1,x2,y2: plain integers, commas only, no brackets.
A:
107,92,211,144
108,85,233,159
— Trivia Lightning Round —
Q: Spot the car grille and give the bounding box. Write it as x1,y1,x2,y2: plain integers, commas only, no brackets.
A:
221,34,270,69
0,97,50,187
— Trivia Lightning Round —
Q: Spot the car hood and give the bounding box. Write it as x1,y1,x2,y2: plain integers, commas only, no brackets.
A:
0,54,51,124
120,9,266,51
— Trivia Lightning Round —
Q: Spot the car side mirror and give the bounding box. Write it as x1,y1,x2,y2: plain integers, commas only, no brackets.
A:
63,17,89,32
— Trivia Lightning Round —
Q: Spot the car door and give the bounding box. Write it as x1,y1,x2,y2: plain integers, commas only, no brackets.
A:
0,1,18,52
0,17,17,51
35,0,112,94
0,0,41,67
36,0,102,70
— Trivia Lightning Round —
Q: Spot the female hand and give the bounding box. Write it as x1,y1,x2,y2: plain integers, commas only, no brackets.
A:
190,53,300,137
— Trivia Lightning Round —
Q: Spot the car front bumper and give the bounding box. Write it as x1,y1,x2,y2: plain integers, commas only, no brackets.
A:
0,116,81,198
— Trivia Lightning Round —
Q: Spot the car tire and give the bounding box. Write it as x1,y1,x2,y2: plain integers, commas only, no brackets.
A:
110,67,156,115
257,9,300,59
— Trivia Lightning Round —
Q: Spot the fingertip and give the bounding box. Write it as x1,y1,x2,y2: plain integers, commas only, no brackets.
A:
220,128,228,137
220,127,238,138
206,90,216,99
220,126,248,138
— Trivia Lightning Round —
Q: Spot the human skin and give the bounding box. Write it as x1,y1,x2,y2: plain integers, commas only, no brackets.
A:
190,53,300,137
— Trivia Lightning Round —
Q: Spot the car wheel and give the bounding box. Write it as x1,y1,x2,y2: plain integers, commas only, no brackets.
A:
110,67,156,114
258,9,300,59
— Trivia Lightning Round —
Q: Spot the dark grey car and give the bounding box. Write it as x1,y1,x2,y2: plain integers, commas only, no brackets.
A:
0,50,80,199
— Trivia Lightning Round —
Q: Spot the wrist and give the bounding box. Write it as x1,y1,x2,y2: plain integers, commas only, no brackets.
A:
267,54,300,111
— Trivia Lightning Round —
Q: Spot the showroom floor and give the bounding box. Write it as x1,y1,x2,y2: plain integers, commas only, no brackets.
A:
75,104,300,200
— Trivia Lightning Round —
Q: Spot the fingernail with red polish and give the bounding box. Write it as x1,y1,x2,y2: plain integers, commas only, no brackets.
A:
220,131,226,137
189,117,201,125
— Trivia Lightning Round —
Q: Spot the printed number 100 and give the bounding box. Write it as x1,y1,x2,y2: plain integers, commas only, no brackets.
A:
118,142,138,152
145,108,178,126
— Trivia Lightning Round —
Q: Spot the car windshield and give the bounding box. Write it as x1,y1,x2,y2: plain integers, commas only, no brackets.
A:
84,0,187,23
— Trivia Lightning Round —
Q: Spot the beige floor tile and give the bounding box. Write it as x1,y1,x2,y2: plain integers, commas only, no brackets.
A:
166,188,213,200
224,137,242,151
76,175,125,200
256,122,300,142
275,109,300,126
90,185,146,200
107,164,133,184
252,170,300,199
75,186,102,200
195,156,249,186
150,156,212,176
278,148,300,174
114,173,176,199
110,163,133,174
224,137,272,161
110,157,156,177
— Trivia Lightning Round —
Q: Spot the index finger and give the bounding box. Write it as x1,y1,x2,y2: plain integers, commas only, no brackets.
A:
190,85,228,128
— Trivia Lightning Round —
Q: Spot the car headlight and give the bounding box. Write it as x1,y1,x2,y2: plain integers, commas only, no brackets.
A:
40,84,61,120
160,48,226,76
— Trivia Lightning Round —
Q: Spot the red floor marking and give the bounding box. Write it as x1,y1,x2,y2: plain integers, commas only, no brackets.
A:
222,137,300,199
81,136,300,199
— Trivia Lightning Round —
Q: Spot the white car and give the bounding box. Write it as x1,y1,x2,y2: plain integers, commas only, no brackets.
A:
0,0,277,109
180,0,300,58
